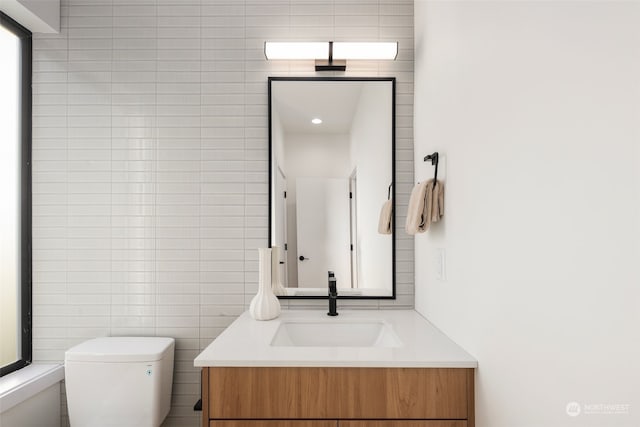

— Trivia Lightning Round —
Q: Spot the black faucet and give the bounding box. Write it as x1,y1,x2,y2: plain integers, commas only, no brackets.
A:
328,271,338,316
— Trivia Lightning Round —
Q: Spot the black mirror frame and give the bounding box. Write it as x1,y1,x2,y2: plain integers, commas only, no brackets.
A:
0,11,33,377
267,77,396,300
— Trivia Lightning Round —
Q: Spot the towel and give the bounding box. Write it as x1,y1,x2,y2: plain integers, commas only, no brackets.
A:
378,199,393,235
405,179,444,234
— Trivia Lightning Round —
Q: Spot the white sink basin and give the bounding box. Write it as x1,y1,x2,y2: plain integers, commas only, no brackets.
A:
270,320,402,348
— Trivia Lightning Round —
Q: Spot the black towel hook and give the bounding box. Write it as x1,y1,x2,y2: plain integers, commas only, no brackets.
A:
423,152,439,184
387,183,392,200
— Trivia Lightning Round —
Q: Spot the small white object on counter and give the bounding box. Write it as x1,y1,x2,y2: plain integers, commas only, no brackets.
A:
194,310,477,368
249,248,281,320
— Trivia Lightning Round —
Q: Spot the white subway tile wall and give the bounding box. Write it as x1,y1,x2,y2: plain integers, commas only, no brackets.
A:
32,0,414,425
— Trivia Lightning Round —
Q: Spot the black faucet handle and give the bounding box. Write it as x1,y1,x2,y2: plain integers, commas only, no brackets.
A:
328,280,337,295
327,271,338,316
328,271,337,295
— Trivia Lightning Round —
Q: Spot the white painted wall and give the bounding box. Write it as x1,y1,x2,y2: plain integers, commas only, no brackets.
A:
350,83,393,292
284,133,351,287
295,177,351,288
414,2,640,427
270,107,286,246
272,108,286,180
0,0,60,33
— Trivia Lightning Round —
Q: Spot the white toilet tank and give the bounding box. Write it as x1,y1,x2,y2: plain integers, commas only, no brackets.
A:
65,337,175,427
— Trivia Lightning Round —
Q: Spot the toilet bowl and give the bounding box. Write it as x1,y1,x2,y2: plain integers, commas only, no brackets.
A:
65,337,174,427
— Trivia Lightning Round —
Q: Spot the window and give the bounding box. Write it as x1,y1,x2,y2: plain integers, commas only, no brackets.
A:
0,12,32,377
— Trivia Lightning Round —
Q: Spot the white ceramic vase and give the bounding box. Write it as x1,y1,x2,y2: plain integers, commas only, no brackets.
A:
249,248,281,321
271,246,287,296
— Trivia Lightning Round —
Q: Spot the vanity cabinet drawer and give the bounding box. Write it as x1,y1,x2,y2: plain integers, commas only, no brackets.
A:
210,422,337,427
208,367,469,420
339,422,466,427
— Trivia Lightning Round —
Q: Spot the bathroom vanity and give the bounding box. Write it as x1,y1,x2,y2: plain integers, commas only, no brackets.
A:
195,311,477,427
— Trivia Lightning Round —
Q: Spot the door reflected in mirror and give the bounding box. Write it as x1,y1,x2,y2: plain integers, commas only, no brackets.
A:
269,78,395,298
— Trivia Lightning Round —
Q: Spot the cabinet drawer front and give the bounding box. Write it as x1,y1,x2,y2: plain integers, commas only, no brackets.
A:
209,367,468,419
339,422,467,427
211,422,337,427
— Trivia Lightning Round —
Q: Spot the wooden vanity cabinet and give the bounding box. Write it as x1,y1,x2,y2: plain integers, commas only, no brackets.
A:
202,367,474,427
210,422,336,427
340,423,466,427
209,423,464,427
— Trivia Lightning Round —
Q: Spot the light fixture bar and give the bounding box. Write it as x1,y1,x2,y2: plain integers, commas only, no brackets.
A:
332,42,398,60
264,41,398,71
264,42,329,60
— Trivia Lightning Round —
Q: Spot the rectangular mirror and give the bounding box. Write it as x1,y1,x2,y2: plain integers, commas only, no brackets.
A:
269,77,395,299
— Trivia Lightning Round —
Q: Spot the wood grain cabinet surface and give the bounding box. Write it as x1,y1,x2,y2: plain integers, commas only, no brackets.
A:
202,367,474,427
339,422,467,427
209,422,465,427
210,422,337,427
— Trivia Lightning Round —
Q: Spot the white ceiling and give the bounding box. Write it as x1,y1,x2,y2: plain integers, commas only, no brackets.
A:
272,81,365,134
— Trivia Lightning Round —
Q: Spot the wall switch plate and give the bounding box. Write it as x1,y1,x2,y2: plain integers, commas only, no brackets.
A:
436,248,447,281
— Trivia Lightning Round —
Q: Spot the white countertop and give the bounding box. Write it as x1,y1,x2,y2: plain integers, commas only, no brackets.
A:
194,310,477,368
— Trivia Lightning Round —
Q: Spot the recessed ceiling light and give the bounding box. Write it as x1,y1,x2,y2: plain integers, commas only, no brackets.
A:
311,118,322,125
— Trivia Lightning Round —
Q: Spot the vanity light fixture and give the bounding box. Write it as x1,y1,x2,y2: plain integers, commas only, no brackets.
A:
311,118,322,124
264,41,398,71
264,42,329,60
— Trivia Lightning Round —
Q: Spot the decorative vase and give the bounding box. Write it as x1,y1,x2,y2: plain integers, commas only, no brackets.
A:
249,248,281,320
271,246,287,296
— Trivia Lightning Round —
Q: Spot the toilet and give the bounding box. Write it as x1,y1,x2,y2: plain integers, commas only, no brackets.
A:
65,337,175,427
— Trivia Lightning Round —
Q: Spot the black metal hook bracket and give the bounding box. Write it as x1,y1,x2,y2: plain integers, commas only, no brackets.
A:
423,152,439,183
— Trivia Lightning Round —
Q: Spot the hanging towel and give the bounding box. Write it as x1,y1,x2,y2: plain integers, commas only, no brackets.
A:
406,181,428,234
378,199,393,235
432,180,445,223
405,179,444,234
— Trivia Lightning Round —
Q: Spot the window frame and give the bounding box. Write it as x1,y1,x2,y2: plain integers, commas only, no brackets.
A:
0,11,33,378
